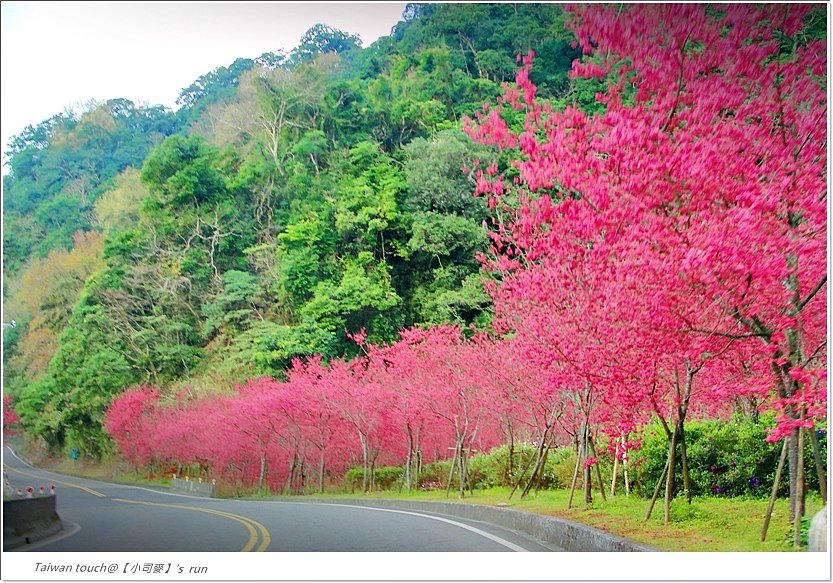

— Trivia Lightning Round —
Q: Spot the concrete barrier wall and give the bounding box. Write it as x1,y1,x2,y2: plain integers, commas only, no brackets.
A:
170,476,215,497
306,498,657,552
809,507,827,552
3,496,63,550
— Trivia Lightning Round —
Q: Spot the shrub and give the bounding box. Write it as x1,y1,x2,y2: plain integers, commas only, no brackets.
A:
549,446,581,491
464,443,573,492
467,444,536,489
628,414,826,499
418,461,449,490
374,466,404,490
343,465,404,492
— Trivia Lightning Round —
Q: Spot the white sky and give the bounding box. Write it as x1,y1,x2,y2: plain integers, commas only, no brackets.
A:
0,1,409,157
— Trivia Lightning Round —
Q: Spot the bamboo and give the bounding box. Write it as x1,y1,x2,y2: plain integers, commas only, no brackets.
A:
645,458,669,521
509,448,536,501
761,438,788,542
521,435,549,499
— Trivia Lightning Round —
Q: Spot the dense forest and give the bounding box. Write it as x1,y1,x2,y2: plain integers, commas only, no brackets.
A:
2,3,827,531
2,3,582,457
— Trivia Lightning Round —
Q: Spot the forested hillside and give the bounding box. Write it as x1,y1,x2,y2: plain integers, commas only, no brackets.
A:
2,4,826,535
2,3,581,457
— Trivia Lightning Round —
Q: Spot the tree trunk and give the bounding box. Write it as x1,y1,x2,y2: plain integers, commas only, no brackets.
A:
284,454,296,495
581,423,592,505
403,446,411,494
369,452,377,493
509,446,537,501
256,454,267,491
583,461,593,505
359,432,369,493
622,435,631,495
809,426,827,505
404,426,414,493
506,420,515,486
318,454,325,494
664,428,678,524
611,440,620,496
679,428,692,504
788,425,800,521
521,443,548,499
458,441,467,499
567,439,582,509
446,441,459,498
794,426,805,548
588,435,607,502
521,429,550,499
416,446,422,485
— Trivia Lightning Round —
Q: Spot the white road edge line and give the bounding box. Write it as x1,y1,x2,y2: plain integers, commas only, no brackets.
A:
5,446,36,467
4,447,83,480
15,519,82,552
285,502,530,552
4,447,528,551
4,446,211,501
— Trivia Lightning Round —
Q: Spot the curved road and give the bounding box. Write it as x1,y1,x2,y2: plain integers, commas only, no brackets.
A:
3,448,558,552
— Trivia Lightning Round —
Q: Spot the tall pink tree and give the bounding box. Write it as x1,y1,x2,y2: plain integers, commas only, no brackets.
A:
466,3,825,523
360,332,433,491
3,394,20,435
284,357,353,493
104,385,160,468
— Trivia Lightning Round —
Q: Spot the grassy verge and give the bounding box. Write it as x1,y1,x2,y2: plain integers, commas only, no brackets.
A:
4,438,820,552
289,487,822,552
3,436,171,489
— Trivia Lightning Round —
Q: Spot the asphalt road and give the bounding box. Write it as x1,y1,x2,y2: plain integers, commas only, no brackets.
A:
3,448,559,552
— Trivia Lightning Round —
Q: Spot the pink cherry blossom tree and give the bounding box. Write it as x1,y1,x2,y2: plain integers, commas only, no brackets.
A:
465,3,825,524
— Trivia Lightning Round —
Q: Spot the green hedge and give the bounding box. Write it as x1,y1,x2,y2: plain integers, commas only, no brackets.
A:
343,466,405,492
338,415,827,499
454,443,574,491
629,414,827,499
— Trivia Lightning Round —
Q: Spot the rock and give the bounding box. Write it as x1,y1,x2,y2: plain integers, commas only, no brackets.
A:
808,507,827,552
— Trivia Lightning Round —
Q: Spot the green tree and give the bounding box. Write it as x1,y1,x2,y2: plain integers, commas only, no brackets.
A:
332,141,404,256
402,129,491,217
94,168,150,233
203,270,264,339
290,24,362,65
301,251,402,346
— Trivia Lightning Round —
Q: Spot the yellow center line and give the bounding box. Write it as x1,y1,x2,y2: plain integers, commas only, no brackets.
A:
4,464,106,497
112,498,270,552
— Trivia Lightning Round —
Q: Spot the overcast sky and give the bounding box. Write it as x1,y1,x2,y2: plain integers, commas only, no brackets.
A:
0,2,409,157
